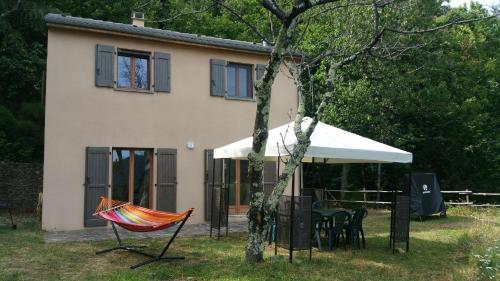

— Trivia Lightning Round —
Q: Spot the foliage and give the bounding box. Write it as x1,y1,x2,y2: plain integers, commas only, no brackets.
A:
1,1,497,193
475,240,500,281
304,4,500,195
0,0,47,161
451,206,500,281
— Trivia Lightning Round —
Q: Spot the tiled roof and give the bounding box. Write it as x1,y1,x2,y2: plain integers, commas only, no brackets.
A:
45,13,273,54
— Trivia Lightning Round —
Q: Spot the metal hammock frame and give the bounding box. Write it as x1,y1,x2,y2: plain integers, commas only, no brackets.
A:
93,197,193,269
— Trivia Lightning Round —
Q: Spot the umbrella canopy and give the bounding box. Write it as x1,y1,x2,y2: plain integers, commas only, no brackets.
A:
214,117,412,163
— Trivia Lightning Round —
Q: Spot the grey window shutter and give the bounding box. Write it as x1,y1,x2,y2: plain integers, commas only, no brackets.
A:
204,149,223,221
210,59,225,96
154,52,171,92
84,147,109,227
156,148,177,212
95,44,114,87
256,64,266,80
263,161,277,201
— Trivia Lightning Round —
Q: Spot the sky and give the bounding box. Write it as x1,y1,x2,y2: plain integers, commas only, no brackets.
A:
447,0,499,7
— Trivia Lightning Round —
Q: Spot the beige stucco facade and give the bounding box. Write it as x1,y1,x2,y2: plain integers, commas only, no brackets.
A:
42,25,298,231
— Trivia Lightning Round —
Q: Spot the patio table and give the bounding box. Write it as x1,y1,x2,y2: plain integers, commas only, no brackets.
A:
313,208,352,220
312,208,353,250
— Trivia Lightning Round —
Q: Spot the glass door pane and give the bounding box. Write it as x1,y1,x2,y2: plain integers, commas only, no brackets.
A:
133,150,151,208
239,160,251,206
225,159,236,206
112,149,130,202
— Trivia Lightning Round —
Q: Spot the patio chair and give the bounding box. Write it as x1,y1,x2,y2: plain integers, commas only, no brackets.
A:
268,212,276,245
312,200,329,210
0,199,16,230
345,208,368,249
312,200,332,236
328,211,350,251
311,211,324,251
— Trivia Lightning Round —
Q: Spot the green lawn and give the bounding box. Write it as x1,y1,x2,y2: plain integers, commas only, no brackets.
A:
0,207,498,281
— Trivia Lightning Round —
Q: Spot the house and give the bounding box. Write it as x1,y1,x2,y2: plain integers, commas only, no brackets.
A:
42,13,297,231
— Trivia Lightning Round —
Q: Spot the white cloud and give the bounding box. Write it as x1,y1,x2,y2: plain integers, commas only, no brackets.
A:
447,0,500,8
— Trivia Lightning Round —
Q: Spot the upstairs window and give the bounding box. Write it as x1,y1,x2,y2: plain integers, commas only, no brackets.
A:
117,50,150,90
226,63,252,99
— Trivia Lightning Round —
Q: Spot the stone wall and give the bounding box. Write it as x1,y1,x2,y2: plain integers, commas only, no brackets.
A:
0,162,43,211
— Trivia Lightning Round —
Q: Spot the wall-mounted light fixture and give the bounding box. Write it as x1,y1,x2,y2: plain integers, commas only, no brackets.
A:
186,140,195,150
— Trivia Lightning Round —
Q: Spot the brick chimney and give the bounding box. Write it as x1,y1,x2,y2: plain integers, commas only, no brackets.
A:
131,11,145,27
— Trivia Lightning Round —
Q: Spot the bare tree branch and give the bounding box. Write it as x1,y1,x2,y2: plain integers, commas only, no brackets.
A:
386,13,499,34
268,11,276,43
218,2,268,43
146,2,216,23
260,0,287,21
301,0,372,23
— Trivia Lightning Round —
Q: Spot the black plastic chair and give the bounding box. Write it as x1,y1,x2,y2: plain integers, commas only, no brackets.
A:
312,200,335,237
312,200,337,210
311,211,324,251
346,208,368,249
268,213,276,245
328,211,350,251
312,200,326,210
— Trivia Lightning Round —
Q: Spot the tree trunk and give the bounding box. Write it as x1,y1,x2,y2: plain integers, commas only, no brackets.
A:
248,58,336,262
245,23,295,262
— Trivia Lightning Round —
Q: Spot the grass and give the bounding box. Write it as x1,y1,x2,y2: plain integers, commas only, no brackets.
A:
0,207,498,281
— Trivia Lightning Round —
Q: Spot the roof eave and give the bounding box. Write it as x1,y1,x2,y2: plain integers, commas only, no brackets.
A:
44,13,275,55
47,23,273,56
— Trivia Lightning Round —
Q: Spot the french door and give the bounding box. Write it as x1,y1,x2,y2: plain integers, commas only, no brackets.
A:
227,160,251,214
111,148,153,208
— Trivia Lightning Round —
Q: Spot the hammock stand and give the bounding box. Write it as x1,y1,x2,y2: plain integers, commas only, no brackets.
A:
93,197,194,269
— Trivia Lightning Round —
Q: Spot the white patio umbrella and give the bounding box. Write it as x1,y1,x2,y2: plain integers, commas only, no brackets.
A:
214,117,412,163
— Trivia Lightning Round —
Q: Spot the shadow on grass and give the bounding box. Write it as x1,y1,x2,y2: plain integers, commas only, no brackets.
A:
139,234,471,281
363,211,479,235
0,212,487,281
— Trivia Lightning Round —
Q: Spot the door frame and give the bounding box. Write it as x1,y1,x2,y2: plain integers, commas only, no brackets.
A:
229,160,249,215
111,147,154,208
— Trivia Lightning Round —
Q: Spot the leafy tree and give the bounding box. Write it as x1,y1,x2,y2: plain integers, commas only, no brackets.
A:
0,0,47,161
317,4,500,194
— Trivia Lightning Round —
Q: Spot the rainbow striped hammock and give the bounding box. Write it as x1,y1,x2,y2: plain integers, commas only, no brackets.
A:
94,197,193,269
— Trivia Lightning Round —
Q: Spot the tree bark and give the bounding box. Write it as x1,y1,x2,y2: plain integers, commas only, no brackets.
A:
266,61,336,213
245,22,296,262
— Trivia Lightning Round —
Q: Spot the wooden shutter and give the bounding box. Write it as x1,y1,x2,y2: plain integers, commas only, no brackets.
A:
204,149,223,221
95,44,114,87
256,64,266,80
263,161,277,201
156,149,177,212
154,52,171,92
84,147,109,227
210,59,225,96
